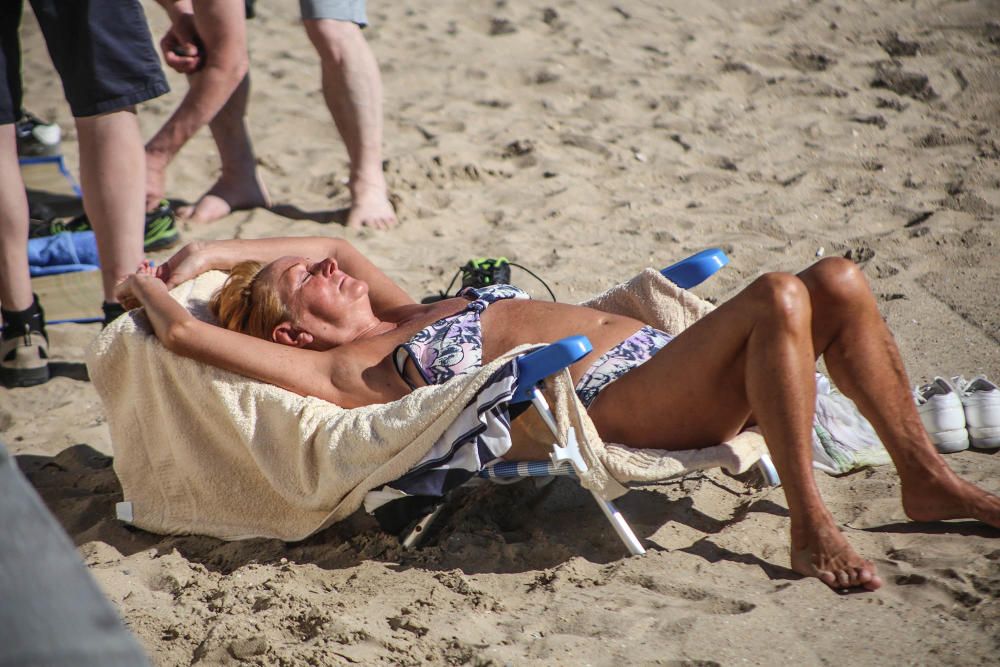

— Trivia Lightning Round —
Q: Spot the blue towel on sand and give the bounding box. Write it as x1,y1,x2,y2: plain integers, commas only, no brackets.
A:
28,231,99,276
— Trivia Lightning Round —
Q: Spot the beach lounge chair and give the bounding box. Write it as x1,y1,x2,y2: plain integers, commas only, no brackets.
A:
377,250,781,553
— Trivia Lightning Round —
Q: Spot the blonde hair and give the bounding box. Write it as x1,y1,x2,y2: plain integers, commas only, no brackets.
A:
209,260,293,340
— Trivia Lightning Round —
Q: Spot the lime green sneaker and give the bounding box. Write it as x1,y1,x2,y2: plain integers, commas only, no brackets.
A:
143,200,180,252
29,201,179,252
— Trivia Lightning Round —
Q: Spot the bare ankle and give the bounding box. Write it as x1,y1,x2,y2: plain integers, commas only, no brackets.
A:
349,172,388,197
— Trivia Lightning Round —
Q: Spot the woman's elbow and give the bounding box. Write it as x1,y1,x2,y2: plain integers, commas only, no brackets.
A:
324,237,353,259
160,319,196,355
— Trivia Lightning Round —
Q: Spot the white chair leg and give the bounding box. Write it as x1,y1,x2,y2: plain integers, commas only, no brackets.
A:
592,492,646,555
531,388,646,556
757,453,781,486
401,504,444,549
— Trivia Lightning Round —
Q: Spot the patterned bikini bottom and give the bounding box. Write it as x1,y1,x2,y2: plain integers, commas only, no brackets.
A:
573,325,674,407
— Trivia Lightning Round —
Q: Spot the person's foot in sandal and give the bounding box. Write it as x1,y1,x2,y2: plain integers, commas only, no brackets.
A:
0,295,49,388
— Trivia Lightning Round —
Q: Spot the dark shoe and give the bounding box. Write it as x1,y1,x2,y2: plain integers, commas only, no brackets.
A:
15,110,62,158
1,296,50,388
28,212,93,239
26,200,181,253
101,302,127,328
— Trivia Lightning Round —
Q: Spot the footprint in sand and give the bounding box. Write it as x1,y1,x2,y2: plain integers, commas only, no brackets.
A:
871,61,937,101
788,45,837,72
878,32,920,58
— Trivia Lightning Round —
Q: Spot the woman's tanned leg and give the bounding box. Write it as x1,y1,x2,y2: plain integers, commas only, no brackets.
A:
587,270,880,590
798,258,1000,529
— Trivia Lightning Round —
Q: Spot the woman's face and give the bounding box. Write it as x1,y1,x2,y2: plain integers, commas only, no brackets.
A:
263,255,372,347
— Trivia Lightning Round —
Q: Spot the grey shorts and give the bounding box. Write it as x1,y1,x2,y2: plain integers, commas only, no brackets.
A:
300,0,368,26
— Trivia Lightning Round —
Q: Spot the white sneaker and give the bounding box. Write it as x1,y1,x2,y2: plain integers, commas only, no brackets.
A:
914,377,969,453
954,376,1000,449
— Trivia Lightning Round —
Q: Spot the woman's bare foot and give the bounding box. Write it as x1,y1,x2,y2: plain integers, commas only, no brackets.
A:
790,523,882,592
901,468,1000,528
346,180,397,230
177,172,270,224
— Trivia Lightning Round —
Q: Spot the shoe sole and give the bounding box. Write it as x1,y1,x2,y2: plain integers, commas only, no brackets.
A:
969,426,1000,450
930,428,970,454
0,365,50,388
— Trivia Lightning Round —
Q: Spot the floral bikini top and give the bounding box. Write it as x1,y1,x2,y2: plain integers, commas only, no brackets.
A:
394,284,529,387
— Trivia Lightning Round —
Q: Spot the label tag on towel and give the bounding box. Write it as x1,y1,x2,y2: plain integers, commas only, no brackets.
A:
115,501,134,523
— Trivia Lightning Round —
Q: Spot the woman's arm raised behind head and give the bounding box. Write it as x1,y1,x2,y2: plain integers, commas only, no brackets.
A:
116,270,358,405
159,237,415,317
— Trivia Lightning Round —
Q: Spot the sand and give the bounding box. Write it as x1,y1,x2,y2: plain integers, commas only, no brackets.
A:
6,0,999,664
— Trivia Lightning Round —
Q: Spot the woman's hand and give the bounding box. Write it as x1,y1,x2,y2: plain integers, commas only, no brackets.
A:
115,261,163,310
156,241,211,288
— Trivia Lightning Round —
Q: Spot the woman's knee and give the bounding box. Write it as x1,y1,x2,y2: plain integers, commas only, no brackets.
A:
747,272,812,328
800,257,872,310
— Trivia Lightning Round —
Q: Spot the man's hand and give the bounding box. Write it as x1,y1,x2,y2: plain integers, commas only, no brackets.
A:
161,12,204,74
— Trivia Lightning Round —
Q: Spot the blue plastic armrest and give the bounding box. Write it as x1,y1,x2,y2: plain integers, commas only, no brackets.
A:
512,335,593,404
660,248,729,289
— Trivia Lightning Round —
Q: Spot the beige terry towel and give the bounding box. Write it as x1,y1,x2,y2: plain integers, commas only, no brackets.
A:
535,269,765,499
87,268,765,541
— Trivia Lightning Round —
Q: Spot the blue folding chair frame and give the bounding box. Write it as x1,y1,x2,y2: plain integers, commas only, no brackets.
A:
19,155,83,197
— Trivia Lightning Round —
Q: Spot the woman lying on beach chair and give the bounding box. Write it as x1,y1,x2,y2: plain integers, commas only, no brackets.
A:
115,236,1000,593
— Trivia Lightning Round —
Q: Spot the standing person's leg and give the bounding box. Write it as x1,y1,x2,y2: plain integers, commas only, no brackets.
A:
33,0,168,317
302,3,397,230
0,127,33,313
0,126,50,387
175,72,271,223
0,3,49,387
0,6,29,313
75,110,147,306
147,0,268,223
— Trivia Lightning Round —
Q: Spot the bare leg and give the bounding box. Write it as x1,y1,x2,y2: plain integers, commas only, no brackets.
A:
76,110,146,303
579,271,880,590
146,0,263,220
175,73,271,224
798,258,1000,528
304,19,397,230
0,125,33,311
